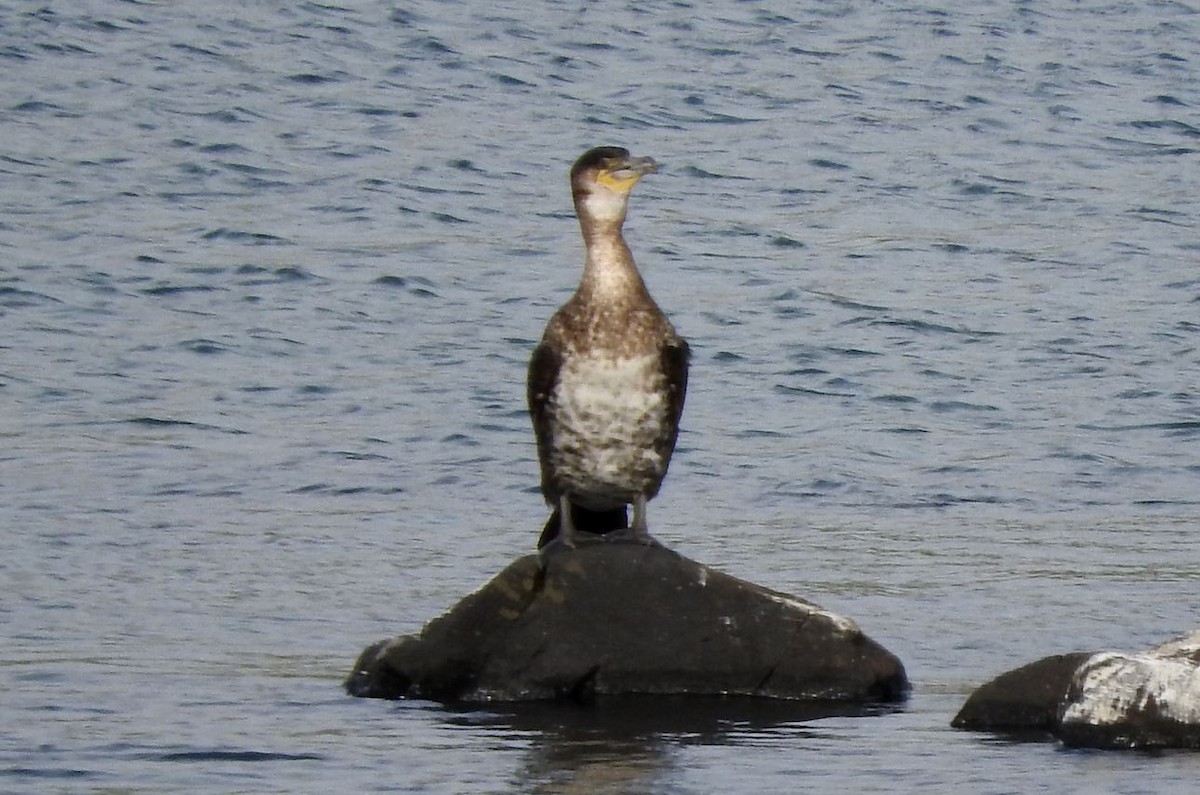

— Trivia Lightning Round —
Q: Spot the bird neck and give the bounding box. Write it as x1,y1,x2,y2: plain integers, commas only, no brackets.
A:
579,231,650,304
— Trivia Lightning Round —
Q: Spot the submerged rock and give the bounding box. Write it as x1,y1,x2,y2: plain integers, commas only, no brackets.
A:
346,542,908,704
950,652,1094,735
953,631,1200,750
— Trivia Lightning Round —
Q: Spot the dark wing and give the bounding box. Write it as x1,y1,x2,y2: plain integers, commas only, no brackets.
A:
526,340,563,502
663,337,690,433
653,337,690,487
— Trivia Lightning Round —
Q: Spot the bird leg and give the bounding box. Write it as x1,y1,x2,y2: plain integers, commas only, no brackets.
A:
557,494,578,548
629,494,656,545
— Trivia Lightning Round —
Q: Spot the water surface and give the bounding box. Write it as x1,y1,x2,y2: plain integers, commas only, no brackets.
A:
2,1,1199,792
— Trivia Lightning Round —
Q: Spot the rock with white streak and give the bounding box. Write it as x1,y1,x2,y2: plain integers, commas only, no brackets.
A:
953,631,1200,750
345,542,908,704
1058,632,1200,750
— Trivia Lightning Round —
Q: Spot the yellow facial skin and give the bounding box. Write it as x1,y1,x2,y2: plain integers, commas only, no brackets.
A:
594,155,659,193
595,169,643,193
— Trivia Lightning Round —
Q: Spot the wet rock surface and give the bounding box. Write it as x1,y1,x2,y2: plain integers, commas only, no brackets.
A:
953,631,1200,750
346,542,908,704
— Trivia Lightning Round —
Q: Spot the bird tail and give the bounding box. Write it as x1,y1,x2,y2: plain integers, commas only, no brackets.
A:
536,504,629,549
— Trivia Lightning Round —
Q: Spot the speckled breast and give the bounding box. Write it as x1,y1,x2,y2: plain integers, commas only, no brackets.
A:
547,351,672,508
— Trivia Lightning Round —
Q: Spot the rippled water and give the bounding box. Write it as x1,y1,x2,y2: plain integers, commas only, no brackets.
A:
3,0,1199,791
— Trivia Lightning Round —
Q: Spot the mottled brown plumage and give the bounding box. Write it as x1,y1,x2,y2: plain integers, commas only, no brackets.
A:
528,147,689,549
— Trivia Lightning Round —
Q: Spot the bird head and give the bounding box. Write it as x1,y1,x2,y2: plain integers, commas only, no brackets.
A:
570,146,659,228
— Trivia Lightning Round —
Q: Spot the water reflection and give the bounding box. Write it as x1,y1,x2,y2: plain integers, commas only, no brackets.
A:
448,697,897,793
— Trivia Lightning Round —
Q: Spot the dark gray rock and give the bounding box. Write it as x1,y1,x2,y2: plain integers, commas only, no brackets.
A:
953,631,1200,750
951,653,1094,734
346,542,908,704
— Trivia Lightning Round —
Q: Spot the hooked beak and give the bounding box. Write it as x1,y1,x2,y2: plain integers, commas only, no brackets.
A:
615,155,659,178
597,154,660,193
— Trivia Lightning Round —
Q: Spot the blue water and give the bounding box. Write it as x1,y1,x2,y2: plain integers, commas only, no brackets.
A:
2,0,1198,791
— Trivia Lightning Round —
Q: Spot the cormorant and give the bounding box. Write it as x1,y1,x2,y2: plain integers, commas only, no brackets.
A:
528,146,689,548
